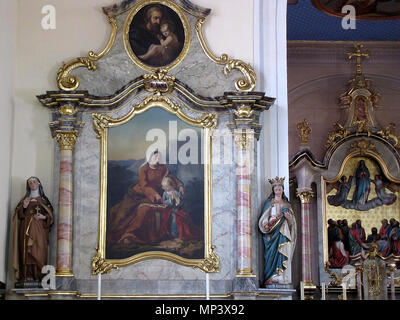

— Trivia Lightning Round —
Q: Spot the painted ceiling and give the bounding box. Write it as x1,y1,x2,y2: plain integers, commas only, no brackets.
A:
287,0,400,41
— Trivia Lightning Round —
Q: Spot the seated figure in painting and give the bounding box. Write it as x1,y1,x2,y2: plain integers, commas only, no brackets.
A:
160,176,202,241
328,219,349,268
356,219,366,243
12,177,54,283
379,219,389,239
388,221,400,256
258,177,296,285
327,219,340,251
138,20,181,66
329,239,349,268
162,176,183,238
366,227,380,243
348,222,368,256
107,150,201,246
340,219,351,252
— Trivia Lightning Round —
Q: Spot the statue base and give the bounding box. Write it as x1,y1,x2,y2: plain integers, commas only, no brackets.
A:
15,281,42,289
55,275,77,292
231,276,258,300
258,285,296,300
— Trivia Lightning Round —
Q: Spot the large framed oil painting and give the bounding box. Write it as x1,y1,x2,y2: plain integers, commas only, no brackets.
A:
123,0,190,70
93,99,216,271
312,0,400,20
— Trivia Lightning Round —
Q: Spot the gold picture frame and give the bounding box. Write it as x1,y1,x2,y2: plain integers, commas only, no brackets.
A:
92,94,220,274
123,0,191,71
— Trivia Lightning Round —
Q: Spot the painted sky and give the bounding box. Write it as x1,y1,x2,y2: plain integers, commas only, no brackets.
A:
107,107,203,162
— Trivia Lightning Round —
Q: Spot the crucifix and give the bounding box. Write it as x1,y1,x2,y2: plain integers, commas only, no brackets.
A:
347,43,370,76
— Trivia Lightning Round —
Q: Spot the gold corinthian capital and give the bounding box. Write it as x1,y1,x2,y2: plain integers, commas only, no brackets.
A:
296,189,314,204
234,131,254,151
55,131,78,150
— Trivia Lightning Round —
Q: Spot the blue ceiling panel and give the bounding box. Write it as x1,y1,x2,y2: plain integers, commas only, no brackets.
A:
287,0,400,41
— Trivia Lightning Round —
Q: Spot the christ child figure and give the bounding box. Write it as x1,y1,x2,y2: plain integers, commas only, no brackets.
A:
161,176,183,238
138,20,181,64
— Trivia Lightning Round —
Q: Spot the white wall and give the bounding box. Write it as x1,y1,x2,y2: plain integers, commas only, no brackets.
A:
254,0,289,197
0,0,17,284
6,0,254,285
197,0,254,65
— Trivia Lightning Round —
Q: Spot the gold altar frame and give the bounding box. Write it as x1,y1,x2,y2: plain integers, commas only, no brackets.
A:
92,95,219,274
322,150,400,265
123,0,191,71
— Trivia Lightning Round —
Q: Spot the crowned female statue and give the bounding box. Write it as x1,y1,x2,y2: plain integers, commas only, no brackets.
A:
258,177,297,286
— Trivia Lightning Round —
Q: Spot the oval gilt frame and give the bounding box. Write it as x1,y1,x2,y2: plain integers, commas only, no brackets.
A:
123,0,191,71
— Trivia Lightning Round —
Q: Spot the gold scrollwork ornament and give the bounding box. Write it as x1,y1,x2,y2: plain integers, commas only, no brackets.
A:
378,123,400,149
348,139,378,155
324,262,350,287
143,69,176,94
93,114,114,139
195,18,256,92
193,246,220,273
92,248,119,275
325,122,350,149
57,16,118,91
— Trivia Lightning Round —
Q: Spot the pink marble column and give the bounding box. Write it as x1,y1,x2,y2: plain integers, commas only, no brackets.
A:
234,131,255,277
55,131,77,277
390,264,396,300
296,188,315,288
356,265,363,300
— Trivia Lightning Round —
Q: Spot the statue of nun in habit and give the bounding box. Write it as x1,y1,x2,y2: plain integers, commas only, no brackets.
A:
12,177,53,282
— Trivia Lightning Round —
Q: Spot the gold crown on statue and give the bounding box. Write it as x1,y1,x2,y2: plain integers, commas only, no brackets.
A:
268,176,285,187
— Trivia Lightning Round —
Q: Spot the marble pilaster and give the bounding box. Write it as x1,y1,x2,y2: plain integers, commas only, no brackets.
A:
55,132,76,276
234,130,255,278
296,188,315,289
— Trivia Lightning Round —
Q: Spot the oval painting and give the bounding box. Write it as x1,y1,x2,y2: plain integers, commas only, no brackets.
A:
312,0,400,20
124,2,189,69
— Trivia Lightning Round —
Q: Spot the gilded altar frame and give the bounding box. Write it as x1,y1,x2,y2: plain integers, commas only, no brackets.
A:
92,95,219,274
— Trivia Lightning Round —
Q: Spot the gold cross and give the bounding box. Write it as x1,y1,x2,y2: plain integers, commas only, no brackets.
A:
347,43,370,76
35,206,41,215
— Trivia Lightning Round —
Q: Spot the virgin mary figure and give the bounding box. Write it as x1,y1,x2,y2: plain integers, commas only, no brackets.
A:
352,160,371,205
258,177,297,285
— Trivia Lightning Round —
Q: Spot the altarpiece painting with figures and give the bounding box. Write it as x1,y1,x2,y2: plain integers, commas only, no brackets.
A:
93,102,215,270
